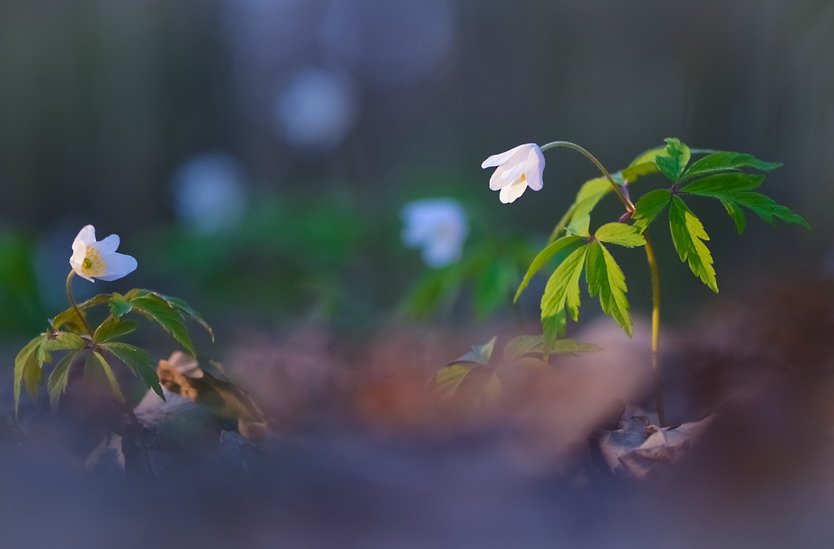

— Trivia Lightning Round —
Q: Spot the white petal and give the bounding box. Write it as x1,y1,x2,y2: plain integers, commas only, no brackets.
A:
69,260,96,282
96,252,138,281
524,146,546,191
481,144,533,169
499,179,529,204
97,234,121,254
72,225,96,255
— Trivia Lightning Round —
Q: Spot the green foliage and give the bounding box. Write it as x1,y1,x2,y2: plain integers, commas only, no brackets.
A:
514,235,583,302
128,292,197,357
47,350,82,409
102,342,165,400
15,280,212,413
683,151,781,178
435,334,600,406
632,189,671,232
541,246,589,351
668,197,718,292
681,173,809,234
586,243,633,336
84,351,124,402
595,223,646,248
401,238,535,320
655,138,691,181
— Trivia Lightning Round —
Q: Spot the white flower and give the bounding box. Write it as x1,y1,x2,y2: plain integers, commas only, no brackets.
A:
402,198,468,268
481,143,545,203
69,225,138,282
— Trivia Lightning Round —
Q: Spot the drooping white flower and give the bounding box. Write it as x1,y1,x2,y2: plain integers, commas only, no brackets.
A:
69,225,138,282
402,198,468,268
481,143,545,204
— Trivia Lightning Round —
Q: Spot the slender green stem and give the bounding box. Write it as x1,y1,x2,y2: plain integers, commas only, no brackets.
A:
540,141,635,213
643,234,667,426
65,271,94,336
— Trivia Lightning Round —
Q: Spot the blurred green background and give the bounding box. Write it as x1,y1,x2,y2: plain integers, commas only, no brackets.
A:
0,0,831,342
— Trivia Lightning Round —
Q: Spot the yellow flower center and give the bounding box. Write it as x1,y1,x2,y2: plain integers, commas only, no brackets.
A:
81,247,107,277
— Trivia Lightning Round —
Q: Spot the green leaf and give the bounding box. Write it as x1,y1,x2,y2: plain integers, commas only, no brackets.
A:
548,177,611,242
129,294,197,356
620,146,666,182
566,215,591,237
586,242,633,336
47,350,81,409
84,351,124,402
102,342,164,400
632,189,672,232
594,223,646,248
681,173,809,233
42,332,86,352
161,295,214,342
655,138,691,181
540,245,590,354
514,235,583,302
93,316,138,343
683,151,781,178
14,335,46,415
503,334,601,362
109,292,133,317
682,173,764,196
669,197,718,292
50,293,110,332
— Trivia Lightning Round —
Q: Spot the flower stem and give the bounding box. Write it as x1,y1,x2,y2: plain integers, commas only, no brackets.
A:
65,271,94,336
643,234,667,426
540,141,635,213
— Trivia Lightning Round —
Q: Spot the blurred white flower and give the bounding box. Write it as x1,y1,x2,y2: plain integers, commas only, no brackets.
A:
172,153,247,235
481,143,545,204
69,225,137,283
274,68,356,153
402,198,468,268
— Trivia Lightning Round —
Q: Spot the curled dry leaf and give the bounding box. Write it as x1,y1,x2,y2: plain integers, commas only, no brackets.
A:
598,414,716,479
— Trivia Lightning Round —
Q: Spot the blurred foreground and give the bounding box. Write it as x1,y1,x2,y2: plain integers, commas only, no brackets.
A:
2,276,832,548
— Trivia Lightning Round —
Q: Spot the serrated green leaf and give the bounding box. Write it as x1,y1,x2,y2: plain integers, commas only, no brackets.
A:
14,335,47,415
47,350,81,409
594,223,646,248
51,294,110,332
586,242,633,336
502,334,601,362
109,293,133,318
541,245,590,354
682,173,764,196
42,332,86,351
161,295,214,342
632,189,672,232
720,198,747,234
515,235,583,302
130,294,196,356
655,138,691,181
102,342,164,400
84,351,124,402
681,173,808,232
683,151,781,178
669,197,718,292
93,316,138,343
730,192,810,230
